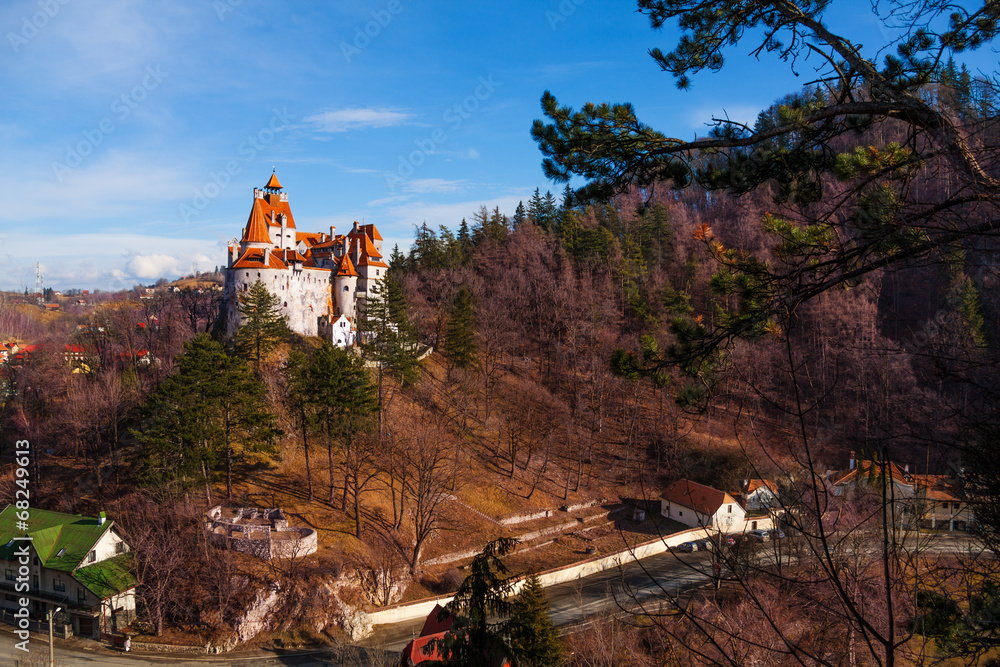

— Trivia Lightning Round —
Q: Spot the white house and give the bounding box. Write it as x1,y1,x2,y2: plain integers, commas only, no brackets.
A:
0,506,136,639
743,478,779,511
661,479,746,532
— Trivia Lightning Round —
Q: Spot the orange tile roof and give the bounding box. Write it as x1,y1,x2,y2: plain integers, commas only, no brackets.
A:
242,200,272,245
274,249,309,264
747,479,777,494
265,172,282,190
912,474,962,502
258,195,296,229
295,232,324,246
355,222,382,241
232,248,288,270
336,253,358,277
661,479,736,516
833,460,911,487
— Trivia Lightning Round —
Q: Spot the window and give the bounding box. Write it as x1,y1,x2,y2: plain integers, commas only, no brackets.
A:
4,569,13,581
87,550,96,563
344,286,349,292
678,511,683,517
77,588,86,603
115,542,126,555
53,579,65,592
56,548,66,558
941,502,949,509
32,575,38,590
727,504,733,513
4,594,15,602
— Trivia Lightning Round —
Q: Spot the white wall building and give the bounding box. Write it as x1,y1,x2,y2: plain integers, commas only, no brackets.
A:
221,172,387,346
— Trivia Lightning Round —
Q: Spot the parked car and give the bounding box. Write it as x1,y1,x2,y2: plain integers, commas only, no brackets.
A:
721,535,737,547
770,529,786,539
677,541,698,552
748,529,771,542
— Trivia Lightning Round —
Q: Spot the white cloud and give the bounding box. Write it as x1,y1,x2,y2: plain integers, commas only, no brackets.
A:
305,107,414,133
0,232,225,290
126,254,179,279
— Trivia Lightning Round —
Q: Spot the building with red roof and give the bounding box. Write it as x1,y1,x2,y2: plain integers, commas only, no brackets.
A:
221,172,386,345
661,479,749,532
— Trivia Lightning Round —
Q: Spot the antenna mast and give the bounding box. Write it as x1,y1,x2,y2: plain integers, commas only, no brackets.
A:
34,263,43,303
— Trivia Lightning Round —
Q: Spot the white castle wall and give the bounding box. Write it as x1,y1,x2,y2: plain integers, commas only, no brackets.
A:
223,267,333,337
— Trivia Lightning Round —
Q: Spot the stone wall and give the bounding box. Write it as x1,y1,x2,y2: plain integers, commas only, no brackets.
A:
204,505,318,560
222,266,333,338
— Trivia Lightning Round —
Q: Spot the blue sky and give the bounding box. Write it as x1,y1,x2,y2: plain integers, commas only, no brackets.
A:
0,0,993,291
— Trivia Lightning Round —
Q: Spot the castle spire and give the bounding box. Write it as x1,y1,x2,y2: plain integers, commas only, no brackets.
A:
264,170,283,192
241,199,272,247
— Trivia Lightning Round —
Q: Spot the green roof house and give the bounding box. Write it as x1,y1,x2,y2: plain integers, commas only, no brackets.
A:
0,505,136,639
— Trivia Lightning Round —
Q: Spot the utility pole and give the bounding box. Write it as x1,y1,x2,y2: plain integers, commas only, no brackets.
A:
48,605,61,667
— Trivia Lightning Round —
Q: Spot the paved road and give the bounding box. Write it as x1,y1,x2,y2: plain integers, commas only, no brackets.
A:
0,533,978,666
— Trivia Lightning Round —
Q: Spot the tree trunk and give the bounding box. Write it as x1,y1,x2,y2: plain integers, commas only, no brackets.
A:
299,407,313,502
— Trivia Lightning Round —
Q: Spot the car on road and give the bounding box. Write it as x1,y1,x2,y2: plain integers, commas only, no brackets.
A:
770,529,786,539
677,541,698,552
748,529,771,542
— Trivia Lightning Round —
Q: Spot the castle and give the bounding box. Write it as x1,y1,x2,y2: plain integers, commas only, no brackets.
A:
221,172,387,346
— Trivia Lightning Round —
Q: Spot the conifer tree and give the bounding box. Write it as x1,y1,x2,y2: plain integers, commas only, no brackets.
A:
443,285,476,370
507,574,562,667
512,201,527,228
234,280,289,373
388,243,407,272
282,348,315,501
306,341,377,506
131,335,280,502
358,277,421,426
436,537,519,666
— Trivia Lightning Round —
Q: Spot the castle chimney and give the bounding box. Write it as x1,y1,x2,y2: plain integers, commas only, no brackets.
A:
280,214,288,249
264,247,271,265
330,225,335,239
849,451,856,470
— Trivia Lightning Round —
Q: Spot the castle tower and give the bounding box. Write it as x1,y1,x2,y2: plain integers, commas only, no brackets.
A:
334,252,359,319
222,173,384,347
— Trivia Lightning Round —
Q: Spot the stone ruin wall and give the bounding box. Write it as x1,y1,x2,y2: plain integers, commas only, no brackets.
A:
204,505,318,560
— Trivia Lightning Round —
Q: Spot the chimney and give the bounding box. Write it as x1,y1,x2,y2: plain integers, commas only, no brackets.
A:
329,225,336,239
849,451,856,470
98,511,106,526
280,214,288,248
264,247,271,265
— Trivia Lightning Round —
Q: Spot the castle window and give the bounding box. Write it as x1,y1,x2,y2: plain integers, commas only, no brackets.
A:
344,286,349,292
284,302,287,307
245,272,249,277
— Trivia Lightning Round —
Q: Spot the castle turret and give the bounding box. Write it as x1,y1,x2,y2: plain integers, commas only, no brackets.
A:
239,200,272,253
334,253,359,319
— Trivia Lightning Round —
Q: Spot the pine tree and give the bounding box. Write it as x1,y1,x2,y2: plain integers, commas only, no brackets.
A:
443,285,476,370
506,574,562,667
512,201,527,228
283,348,316,502
358,278,421,426
131,335,280,502
234,280,289,373
388,244,407,272
457,218,473,261
436,537,519,666
306,341,377,506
